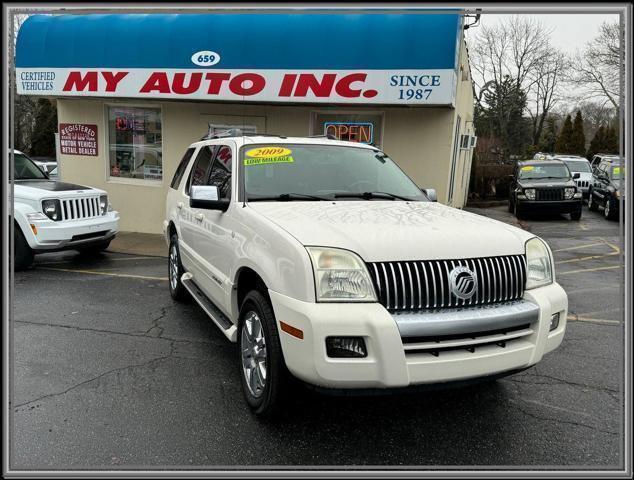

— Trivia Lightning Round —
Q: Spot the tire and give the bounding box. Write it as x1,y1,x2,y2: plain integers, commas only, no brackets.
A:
604,197,617,221
78,239,111,255
588,190,598,211
507,198,514,213
14,226,34,271
238,289,289,418
570,210,582,221
514,201,524,220
168,233,188,301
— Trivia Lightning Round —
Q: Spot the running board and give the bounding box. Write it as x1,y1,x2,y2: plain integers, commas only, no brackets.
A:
181,273,237,342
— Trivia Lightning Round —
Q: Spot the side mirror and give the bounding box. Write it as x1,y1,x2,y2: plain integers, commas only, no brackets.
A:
573,173,580,179
421,187,438,202
190,185,229,212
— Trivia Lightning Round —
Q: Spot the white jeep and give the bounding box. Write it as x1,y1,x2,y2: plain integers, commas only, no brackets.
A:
163,132,568,416
11,150,120,270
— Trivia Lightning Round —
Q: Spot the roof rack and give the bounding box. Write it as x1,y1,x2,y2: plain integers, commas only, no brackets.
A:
200,127,288,141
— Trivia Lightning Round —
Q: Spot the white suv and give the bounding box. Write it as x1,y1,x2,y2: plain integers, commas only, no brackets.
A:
164,132,568,416
11,150,119,270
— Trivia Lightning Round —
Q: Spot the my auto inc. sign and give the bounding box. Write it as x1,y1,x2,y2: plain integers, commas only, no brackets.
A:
16,13,462,106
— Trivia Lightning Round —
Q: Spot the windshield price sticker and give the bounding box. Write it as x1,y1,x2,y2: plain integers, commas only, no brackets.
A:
521,166,534,171
613,167,621,175
246,147,292,158
244,156,294,166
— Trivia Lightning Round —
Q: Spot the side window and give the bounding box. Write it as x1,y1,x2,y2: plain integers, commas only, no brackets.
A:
170,148,195,190
186,145,217,195
207,145,233,199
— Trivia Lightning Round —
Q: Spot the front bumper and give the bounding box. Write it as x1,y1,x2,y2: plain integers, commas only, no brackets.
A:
25,211,120,252
270,282,567,389
517,198,582,214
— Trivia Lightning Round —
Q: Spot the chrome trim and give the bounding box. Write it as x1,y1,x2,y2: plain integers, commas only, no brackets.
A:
393,300,539,338
405,262,414,310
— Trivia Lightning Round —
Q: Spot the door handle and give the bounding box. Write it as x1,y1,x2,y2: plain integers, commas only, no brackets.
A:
195,213,204,221
177,202,184,210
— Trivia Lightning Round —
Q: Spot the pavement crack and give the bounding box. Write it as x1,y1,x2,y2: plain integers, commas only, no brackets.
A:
507,397,619,436
13,349,177,411
517,372,620,395
12,319,213,347
144,306,169,337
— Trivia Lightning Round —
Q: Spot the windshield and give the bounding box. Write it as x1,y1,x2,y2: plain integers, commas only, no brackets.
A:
610,165,624,180
243,144,427,201
563,160,591,173
13,153,47,180
519,164,571,180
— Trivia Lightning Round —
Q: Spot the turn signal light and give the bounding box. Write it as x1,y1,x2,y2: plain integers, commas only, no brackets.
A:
550,312,560,331
30,224,37,235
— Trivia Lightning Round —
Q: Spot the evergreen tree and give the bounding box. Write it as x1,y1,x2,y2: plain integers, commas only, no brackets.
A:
538,116,558,153
481,76,530,158
571,111,586,156
30,99,57,158
586,125,606,160
555,115,574,154
604,125,619,154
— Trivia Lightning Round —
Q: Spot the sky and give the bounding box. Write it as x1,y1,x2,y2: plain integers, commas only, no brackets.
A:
466,13,620,55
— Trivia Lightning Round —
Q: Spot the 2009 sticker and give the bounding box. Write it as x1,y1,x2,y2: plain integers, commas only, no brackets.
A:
246,147,292,158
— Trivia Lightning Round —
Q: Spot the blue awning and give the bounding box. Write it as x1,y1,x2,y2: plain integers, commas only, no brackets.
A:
17,12,461,70
16,12,463,106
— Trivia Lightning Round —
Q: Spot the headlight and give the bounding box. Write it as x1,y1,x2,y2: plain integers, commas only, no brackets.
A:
615,190,621,199
525,237,553,290
99,195,108,215
524,188,536,200
306,247,377,302
41,199,61,221
564,187,576,199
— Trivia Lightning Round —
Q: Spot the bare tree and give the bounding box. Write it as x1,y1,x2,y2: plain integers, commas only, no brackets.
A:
527,48,567,145
568,21,622,110
468,15,567,148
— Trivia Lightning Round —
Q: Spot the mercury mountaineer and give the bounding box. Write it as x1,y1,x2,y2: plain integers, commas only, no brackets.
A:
163,131,568,416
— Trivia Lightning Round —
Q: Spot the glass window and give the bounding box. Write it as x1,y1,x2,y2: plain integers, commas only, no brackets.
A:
170,148,195,190
187,145,216,194
563,160,591,173
108,106,162,180
207,145,233,199
13,153,47,180
311,112,383,148
518,163,571,180
243,144,426,201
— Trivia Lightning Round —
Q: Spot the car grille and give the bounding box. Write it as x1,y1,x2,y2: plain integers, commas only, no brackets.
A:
366,255,526,312
575,180,589,188
60,197,102,221
401,323,534,356
536,188,564,201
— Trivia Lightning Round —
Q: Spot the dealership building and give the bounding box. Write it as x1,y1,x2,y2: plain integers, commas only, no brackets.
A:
16,11,476,234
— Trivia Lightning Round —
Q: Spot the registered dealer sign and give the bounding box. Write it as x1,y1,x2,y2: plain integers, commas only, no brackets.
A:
58,123,98,156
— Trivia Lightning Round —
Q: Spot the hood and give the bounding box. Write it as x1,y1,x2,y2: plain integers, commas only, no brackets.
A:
15,180,93,192
517,177,576,189
248,201,533,262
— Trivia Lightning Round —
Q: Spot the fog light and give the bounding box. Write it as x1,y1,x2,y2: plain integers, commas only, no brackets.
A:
550,312,560,331
326,337,367,358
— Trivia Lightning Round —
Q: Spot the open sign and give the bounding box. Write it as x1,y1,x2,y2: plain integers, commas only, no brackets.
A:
324,122,374,144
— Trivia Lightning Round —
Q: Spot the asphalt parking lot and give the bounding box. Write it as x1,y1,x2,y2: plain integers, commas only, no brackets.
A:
11,204,624,469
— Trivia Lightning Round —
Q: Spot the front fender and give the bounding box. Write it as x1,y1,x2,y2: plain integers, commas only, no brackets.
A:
12,202,42,249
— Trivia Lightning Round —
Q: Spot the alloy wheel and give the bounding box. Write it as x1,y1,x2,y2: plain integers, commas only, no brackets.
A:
604,198,610,219
241,311,267,398
169,244,179,290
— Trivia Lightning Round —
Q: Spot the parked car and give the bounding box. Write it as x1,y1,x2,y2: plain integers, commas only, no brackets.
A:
47,165,59,179
164,132,568,416
11,150,120,270
590,153,620,170
508,159,583,220
533,152,554,161
553,156,593,200
588,159,625,220
31,157,58,175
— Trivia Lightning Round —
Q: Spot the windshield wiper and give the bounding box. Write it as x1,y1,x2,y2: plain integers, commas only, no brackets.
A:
333,191,412,201
248,192,330,202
